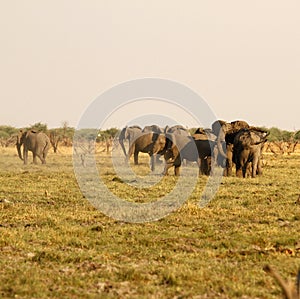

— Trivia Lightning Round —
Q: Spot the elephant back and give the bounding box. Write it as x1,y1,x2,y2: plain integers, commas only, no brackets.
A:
142,125,163,134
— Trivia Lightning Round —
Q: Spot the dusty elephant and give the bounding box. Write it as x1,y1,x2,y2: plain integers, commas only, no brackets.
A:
163,133,215,176
127,125,166,171
212,120,250,176
233,128,269,178
17,130,51,164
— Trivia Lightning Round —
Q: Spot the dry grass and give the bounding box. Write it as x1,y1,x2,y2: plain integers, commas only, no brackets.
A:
0,146,299,298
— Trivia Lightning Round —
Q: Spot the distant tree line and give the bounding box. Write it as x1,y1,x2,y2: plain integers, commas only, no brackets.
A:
0,122,120,153
0,122,299,151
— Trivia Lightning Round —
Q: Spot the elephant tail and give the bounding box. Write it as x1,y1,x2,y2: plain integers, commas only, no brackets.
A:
44,139,51,152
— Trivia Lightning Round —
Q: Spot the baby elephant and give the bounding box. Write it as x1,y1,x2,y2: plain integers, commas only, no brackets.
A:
233,128,268,178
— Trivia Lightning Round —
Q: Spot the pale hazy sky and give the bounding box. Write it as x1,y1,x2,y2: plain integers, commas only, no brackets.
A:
1,1,299,130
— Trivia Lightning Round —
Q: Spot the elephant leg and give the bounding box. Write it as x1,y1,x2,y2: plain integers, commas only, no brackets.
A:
174,157,181,176
206,156,212,175
201,158,210,175
36,150,46,164
246,163,252,177
226,158,233,176
199,158,205,176
163,162,173,175
236,167,243,178
134,151,139,165
242,162,248,178
23,149,28,165
43,149,48,161
40,154,46,164
235,158,243,178
155,155,162,164
174,165,180,176
257,157,263,175
32,152,38,164
127,144,135,162
225,146,233,176
252,156,259,178
150,155,155,171
197,158,202,176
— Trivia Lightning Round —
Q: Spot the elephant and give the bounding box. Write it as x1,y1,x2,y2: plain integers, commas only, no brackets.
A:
163,125,191,167
119,125,142,157
143,125,163,134
142,125,164,165
163,133,215,176
164,125,190,136
212,120,250,176
193,127,216,141
16,129,51,164
127,127,166,171
233,128,269,178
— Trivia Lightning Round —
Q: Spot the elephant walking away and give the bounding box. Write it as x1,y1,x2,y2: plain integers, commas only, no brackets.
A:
17,130,51,164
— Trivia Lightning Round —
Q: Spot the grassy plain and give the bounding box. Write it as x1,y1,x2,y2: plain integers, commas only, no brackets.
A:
0,146,299,299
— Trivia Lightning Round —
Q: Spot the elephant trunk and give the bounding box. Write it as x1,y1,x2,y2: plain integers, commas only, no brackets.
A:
216,127,227,158
119,138,127,157
16,143,23,160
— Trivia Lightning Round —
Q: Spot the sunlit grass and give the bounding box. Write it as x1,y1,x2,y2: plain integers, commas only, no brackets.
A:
0,147,299,298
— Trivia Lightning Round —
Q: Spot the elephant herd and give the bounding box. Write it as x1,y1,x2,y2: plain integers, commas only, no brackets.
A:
119,120,269,178
15,120,268,178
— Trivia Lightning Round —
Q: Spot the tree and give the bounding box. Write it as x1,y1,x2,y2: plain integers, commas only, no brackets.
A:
49,130,61,153
48,122,75,153
267,127,282,142
27,122,48,132
294,130,300,141
0,126,19,147
0,125,18,136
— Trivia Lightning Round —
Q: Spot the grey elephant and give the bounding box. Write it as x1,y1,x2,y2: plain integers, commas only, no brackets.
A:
233,128,269,178
17,129,51,164
127,125,166,171
164,125,190,136
163,132,215,176
212,120,250,176
143,125,164,134
119,125,142,157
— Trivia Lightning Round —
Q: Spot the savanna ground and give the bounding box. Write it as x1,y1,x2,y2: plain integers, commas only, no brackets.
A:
0,145,299,299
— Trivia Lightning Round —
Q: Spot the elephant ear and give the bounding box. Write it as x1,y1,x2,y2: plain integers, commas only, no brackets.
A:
165,133,175,150
17,129,26,141
211,120,227,136
18,129,23,138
